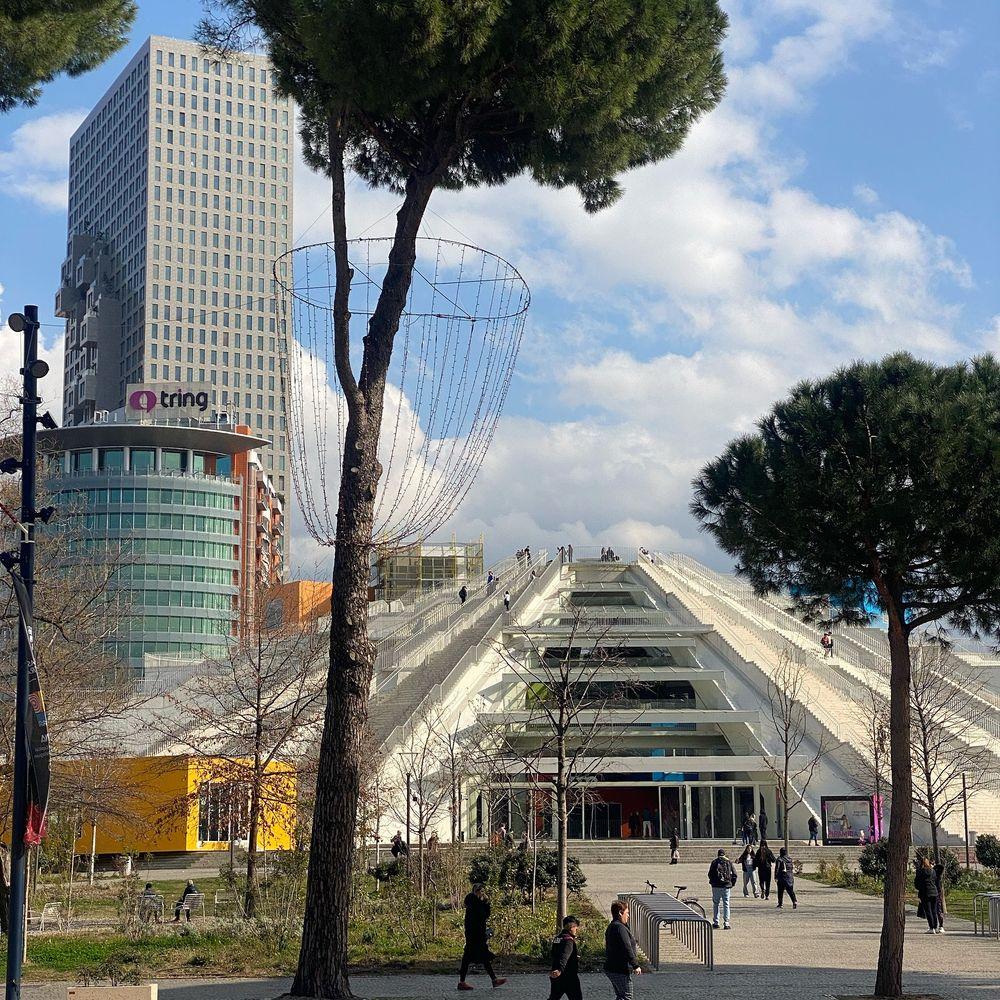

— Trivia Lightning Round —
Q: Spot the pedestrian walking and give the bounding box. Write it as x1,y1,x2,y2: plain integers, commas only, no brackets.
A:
669,829,680,865
567,544,573,562
755,839,775,900
459,584,468,605
915,857,941,934
604,900,642,1000
821,630,834,658
558,545,566,565
807,815,820,846
738,845,759,898
775,847,798,909
549,915,582,1000
458,883,507,990
708,849,737,929
759,808,768,841
503,589,511,612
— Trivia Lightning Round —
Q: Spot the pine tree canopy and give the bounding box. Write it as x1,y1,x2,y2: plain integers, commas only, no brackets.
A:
0,1,136,113
691,353,1000,640
208,0,728,211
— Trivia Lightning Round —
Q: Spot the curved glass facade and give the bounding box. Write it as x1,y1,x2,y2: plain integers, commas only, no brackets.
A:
52,468,240,663
42,425,266,667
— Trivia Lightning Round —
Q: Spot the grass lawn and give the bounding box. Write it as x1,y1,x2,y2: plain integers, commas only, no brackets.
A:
800,871,996,924
6,874,605,983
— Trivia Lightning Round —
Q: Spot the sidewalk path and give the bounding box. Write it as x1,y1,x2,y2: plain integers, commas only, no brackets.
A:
19,861,1000,1000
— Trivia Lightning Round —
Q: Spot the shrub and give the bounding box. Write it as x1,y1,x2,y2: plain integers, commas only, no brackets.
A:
467,847,586,898
975,833,1000,875
858,839,890,881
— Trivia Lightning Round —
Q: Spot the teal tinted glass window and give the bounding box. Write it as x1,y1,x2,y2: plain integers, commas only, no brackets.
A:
161,449,187,471
130,449,155,473
71,450,93,472
98,448,124,471
216,455,232,477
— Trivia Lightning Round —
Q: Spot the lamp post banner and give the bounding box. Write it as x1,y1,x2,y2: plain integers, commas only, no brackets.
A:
8,570,50,844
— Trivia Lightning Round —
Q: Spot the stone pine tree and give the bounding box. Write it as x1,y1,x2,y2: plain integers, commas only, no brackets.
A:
203,4,728,996
691,353,1000,998
0,1,136,112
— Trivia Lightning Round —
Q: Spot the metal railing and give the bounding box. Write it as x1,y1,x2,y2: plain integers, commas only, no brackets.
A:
373,549,548,698
656,552,1000,745
381,557,557,749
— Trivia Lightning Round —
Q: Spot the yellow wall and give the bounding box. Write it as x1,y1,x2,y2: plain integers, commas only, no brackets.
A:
74,755,297,856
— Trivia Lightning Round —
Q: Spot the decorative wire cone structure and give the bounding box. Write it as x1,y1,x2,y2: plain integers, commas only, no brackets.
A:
275,237,530,547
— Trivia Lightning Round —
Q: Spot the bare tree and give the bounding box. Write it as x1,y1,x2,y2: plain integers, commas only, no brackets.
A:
760,653,836,851
853,680,892,836
910,637,993,859
157,588,327,918
492,607,640,922
0,420,147,929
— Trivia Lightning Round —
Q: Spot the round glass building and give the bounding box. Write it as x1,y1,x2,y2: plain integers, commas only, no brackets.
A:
41,420,272,666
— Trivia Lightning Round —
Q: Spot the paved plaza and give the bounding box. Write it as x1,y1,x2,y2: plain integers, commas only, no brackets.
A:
20,862,1000,1000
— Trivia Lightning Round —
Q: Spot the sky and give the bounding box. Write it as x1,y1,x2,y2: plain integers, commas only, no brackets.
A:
1,0,998,578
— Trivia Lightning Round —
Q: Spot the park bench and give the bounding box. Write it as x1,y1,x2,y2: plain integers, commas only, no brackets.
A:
619,890,714,970
38,902,64,931
214,890,240,916
174,892,206,920
137,893,164,923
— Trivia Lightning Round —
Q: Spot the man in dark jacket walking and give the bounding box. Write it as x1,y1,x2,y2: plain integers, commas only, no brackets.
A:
708,849,736,929
775,847,798,909
458,883,506,990
604,901,642,999
549,915,582,1000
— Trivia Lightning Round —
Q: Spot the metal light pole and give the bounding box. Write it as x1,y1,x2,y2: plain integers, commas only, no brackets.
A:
5,305,46,1000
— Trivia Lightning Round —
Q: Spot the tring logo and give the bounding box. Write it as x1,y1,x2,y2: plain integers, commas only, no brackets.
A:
126,385,210,413
128,389,158,412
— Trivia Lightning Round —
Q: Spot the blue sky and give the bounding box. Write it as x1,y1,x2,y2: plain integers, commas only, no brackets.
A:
1,1,998,572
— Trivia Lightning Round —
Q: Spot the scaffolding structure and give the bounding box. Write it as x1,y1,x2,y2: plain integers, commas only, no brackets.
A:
371,535,485,604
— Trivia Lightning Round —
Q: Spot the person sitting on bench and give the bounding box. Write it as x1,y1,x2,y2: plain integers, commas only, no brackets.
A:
173,880,200,921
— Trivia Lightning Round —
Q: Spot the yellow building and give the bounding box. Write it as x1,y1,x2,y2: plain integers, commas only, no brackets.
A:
72,755,297,856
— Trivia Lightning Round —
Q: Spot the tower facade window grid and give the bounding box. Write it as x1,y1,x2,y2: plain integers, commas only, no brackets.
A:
56,35,293,522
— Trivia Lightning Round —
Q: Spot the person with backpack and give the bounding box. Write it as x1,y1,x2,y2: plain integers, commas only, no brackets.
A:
775,847,798,909
604,900,641,1000
549,915,582,1000
755,839,776,900
707,849,736,929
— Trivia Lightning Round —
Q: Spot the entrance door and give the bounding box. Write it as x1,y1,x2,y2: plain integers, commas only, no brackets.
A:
660,786,681,840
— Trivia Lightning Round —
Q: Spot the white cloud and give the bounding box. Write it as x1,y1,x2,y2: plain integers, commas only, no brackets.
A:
285,0,982,574
0,109,87,211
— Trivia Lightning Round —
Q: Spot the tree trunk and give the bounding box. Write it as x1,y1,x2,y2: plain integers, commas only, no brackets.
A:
245,780,261,919
556,739,568,924
874,599,913,999
289,121,440,997
782,773,790,853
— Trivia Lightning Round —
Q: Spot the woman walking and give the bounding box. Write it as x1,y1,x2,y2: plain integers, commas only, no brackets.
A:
738,844,759,898
458,883,507,990
774,847,798,909
915,857,941,934
669,828,680,865
755,840,775,900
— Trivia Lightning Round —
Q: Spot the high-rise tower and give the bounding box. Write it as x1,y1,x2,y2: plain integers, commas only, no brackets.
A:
55,35,293,508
